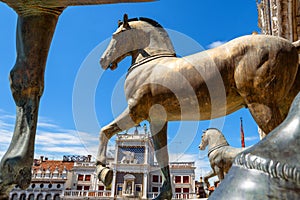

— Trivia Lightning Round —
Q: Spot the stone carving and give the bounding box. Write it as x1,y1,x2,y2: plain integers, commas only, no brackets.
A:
257,0,299,41
0,1,153,199
120,151,138,164
209,92,300,199
199,128,245,187
96,14,300,200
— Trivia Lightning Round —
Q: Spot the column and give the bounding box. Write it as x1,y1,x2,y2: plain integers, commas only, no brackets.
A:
144,143,148,164
142,172,148,199
131,181,135,195
191,174,196,199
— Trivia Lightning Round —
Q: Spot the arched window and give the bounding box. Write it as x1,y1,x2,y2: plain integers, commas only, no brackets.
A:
19,193,26,200
11,193,18,200
37,193,43,200
54,194,60,200
45,194,52,200
28,193,34,200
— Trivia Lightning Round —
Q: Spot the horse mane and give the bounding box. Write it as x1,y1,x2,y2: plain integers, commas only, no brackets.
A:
205,128,221,132
139,17,163,28
118,17,164,29
205,128,228,143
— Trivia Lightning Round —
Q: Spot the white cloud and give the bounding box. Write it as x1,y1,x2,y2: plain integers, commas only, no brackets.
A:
245,136,259,141
37,122,60,129
0,114,14,158
38,146,90,155
36,131,82,145
0,112,95,160
207,41,226,49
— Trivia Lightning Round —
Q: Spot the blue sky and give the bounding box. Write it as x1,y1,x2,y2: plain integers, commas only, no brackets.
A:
0,0,260,178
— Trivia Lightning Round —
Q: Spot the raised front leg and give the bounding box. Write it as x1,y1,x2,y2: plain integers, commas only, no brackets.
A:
96,107,139,186
150,121,172,200
0,13,60,197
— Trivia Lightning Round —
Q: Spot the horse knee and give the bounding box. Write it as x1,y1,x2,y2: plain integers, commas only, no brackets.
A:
100,126,113,141
9,62,45,104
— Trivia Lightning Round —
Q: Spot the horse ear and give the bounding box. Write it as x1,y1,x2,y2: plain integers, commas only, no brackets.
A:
118,20,122,27
123,14,130,29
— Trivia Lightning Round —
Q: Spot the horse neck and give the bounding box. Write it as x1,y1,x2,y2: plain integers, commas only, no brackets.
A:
133,26,176,64
207,131,229,153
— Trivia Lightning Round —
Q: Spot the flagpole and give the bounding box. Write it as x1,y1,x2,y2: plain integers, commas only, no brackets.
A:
240,117,245,148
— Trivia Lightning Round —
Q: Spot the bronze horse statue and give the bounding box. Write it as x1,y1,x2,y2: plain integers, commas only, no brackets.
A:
97,14,300,199
0,1,152,198
210,92,300,199
199,128,245,187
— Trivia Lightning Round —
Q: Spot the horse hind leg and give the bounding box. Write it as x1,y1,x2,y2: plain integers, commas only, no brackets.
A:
96,107,141,187
235,47,297,134
247,102,284,134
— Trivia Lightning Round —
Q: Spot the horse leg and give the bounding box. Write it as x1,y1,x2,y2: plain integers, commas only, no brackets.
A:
234,43,299,135
150,121,172,200
96,107,139,186
214,166,224,182
247,102,285,135
204,170,215,188
0,13,61,197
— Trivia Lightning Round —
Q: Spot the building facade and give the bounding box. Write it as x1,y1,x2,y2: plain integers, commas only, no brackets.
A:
10,129,197,200
257,0,300,41
62,131,197,199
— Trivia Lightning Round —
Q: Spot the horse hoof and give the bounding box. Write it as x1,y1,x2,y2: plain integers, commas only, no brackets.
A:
0,156,32,192
15,167,32,189
97,166,113,187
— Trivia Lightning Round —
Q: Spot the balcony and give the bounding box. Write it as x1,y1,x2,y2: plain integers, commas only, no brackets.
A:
61,190,111,199
148,192,197,199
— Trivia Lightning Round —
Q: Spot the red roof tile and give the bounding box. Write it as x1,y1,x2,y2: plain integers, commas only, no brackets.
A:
32,160,74,173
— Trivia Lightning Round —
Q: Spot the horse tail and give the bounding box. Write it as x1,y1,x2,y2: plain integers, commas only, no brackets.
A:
292,40,300,54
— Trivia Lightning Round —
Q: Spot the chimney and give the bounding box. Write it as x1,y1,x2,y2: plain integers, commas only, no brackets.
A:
40,156,44,162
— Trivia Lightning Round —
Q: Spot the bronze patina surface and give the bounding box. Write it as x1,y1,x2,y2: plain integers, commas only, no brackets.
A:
97,15,300,199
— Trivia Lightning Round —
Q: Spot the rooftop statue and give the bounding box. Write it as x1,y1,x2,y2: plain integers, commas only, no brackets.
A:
0,1,153,198
97,14,300,199
199,128,245,188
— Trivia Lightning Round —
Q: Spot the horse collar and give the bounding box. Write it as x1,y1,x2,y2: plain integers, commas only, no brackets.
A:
127,53,176,75
208,142,229,157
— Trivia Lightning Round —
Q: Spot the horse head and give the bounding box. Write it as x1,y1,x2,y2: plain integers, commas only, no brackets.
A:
199,128,228,151
199,129,209,150
100,14,175,70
